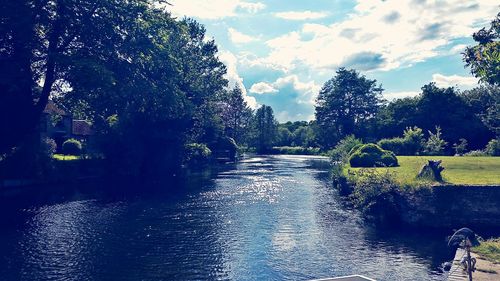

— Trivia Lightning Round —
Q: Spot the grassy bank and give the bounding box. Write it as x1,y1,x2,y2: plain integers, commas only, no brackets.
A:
473,239,500,263
345,156,500,186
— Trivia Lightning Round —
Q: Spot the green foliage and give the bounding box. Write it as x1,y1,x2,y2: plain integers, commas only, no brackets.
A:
328,135,363,162
276,127,293,146
0,135,55,180
424,126,447,155
62,139,82,156
378,137,406,155
462,85,500,137
463,12,500,86
403,126,425,154
184,143,212,165
376,84,493,151
349,143,398,167
220,86,253,145
276,121,318,148
44,138,57,156
253,105,278,153
315,68,383,148
270,146,321,155
485,138,500,156
347,169,404,219
464,150,488,157
348,143,364,156
453,138,468,155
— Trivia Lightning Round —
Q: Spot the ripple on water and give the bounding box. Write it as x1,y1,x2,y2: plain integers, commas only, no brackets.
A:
0,155,448,281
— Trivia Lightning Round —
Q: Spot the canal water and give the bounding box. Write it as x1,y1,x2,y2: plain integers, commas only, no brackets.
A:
0,155,452,280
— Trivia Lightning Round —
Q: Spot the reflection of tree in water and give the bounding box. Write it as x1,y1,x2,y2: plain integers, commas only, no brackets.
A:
361,226,453,272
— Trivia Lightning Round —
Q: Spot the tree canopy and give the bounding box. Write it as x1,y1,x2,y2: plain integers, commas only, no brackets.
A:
315,68,383,148
464,12,500,86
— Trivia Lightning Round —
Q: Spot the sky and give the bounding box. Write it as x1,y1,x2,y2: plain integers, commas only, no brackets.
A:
168,0,499,122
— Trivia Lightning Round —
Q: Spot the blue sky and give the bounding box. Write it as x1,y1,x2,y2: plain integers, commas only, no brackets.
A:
168,0,499,122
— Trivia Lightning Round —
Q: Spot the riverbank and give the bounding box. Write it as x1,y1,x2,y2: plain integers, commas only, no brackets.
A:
335,156,500,229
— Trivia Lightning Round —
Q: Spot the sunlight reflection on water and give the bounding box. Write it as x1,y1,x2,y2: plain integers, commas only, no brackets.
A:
0,155,449,281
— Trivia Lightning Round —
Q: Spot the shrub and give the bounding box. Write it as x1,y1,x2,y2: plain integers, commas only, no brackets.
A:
485,139,500,156
378,127,424,155
378,137,406,155
184,143,212,165
348,143,364,156
349,143,398,167
43,138,57,155
328,135,363,162
62,138,82,156
453,138,468,155
424,126,447,155
464,150,488,157
402,126,424,155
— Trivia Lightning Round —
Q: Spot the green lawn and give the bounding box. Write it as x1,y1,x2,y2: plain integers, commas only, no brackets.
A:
53,154,80,161
346,156,500,185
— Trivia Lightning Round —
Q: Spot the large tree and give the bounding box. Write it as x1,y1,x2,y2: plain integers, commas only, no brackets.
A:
253,105,278,153
0,0,157,155
1,0,228,177
315,68,383,148
219,86,253,145
463,11,500,86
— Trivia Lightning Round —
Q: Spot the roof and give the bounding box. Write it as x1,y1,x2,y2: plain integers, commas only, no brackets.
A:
72,120,94,136
43,101,68,116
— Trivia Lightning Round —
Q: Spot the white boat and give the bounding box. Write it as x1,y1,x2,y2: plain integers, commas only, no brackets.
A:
310,275,376,281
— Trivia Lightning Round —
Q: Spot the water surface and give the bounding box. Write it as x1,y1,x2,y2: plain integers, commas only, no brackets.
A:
0,155,451,280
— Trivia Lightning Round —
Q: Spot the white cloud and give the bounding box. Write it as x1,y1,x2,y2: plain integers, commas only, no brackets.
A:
432,73,479,89
237,2,266,13
249,82,278,94
251,75,321,105
275,11,328,21
228,28,257,44
218,51,258,108
168,0,265,19
260,0,498,73
449,44,468,55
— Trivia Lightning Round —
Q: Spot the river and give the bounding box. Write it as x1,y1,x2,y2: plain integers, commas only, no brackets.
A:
0,155,451,280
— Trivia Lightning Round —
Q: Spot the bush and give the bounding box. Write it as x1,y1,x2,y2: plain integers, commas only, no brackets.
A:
453,138,468,155
348,143,364,156
485,139,500,156
43,138,57,155
349,143,398,167
424,126,447,155
464,150,488,157
378,137,406,155
402,127,424,155
184,143,212,165
378,127,424,155
62,138,82,156
328,135,363,162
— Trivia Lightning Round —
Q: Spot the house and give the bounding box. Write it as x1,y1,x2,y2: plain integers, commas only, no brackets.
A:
40,101,94,151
